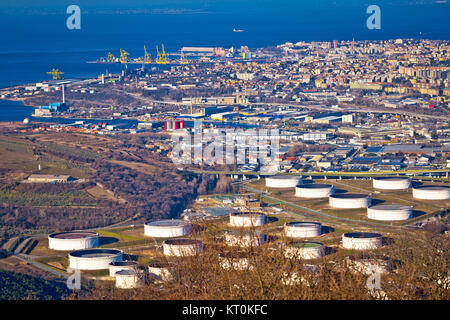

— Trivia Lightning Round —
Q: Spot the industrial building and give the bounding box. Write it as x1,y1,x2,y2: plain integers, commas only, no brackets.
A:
69,248,123,270
284,242,325,260
284,222,322,238
224,230,266,247
144,219,192,238
229,212,266,227
329,193,371,208
48,231,99,251
367,204,412,221
295,184,334,198
373,177,411,190
412,186,450,200
162,239,203,257
265,175,302,188
109,261,138,277
342,232,383,250
115,270,142,289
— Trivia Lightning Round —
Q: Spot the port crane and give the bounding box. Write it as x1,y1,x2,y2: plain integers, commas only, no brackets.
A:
120,49,130,64
47,69,64,80
180,50,188,65
143,46,151,64
107,52,116,63
155,44,169,64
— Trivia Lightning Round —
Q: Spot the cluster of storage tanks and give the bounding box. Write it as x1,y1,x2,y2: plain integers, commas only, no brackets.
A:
44,174,447,289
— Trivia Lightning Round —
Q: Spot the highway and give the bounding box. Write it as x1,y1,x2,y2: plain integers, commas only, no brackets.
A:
112,90,447,121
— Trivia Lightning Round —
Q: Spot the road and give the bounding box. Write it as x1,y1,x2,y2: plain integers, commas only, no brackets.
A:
112,90,446,121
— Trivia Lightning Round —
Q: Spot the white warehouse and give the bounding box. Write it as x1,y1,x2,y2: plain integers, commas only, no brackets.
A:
144,219,192,238
48,231,99,251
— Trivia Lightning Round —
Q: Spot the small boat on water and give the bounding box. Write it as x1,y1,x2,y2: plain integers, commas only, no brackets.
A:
233,28,244,32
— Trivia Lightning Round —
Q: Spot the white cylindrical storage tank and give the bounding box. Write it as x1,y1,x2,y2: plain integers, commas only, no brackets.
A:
109,261,138,277
412,186,450,200
373,177,411,190
329,193,371,209
295,184,334,198
163,239,203,257
367,204,412,221
69,248,123,270
48,231,99,251
229,213,266,228
218,253,253,271
115,270,142,289
342,232,382,250
265,175,302,188
284,242,325,260
148,262,174,281
346,256,391,275
284,222,322,238
144,219,192,238
224,230,266,247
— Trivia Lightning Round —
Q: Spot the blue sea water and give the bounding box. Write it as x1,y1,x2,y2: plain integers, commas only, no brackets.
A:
0,1,448,88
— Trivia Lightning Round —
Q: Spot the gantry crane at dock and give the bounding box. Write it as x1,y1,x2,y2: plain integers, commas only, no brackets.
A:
143,46,151,64
47,69,64,80
107,52,116,63
120,49,130,64
180,50,188,64
155,44,169,64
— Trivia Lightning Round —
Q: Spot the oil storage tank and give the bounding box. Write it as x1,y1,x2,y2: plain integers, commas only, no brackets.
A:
367,204,412,221
148,261,174,281
48,231,99,251
229,212,266,227
284,222,322,238
69,248,123,270
115,270,142,289
163,239,203,257
329,193,371,209
342,232,382,250
295,184,334,198
224,230,266,247
373,177,411,190
284,242,325,260
265,175,302,188
109,261,138,277
144,219,192,238
412,186,450,200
